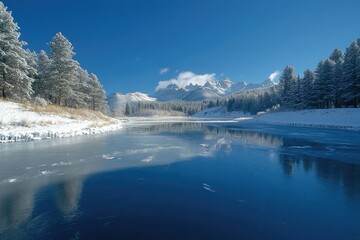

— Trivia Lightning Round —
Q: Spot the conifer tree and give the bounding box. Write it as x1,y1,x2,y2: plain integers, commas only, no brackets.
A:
302,69,315,108
0,2,35,100
329,49,344,107
33,50,51,98
342,41,360,107
278,66,296,109
48,32,79,106
88,73,108,113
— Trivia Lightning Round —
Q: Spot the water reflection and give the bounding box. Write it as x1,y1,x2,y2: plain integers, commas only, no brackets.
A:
0,187,34,231
0,121,359,235
55,177,84,217
279,153,360,200
125,122,284,148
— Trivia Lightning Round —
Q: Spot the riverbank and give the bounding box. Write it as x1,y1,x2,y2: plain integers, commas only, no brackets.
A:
248,108,360,130
0,99,123,143
193,106,360,130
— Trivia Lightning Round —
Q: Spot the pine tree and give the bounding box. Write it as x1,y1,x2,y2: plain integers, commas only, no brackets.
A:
302,69,315,108
329,49,344,107
0,2,35,100
48,32,79,106
278,66,296,109
33,50,51,98
293,76,303,109
322,59,335,108
356,39,360,106
313,61,326,108
125,103,131,116
342,41,360,107
88,73,108,113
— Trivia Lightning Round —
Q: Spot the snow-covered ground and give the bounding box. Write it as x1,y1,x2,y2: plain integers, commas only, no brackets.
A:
192,107,360,130
249,108,360,129
0,100,123,143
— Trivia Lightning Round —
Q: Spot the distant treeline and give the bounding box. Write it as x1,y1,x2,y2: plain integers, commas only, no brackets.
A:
125,100,209,116
0,2,108,113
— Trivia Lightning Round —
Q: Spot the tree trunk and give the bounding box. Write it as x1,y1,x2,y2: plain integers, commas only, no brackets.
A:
2,71,6,99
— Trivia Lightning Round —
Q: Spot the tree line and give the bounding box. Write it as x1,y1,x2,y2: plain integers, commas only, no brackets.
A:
124,100,209,116
278,39,360,109
225,38,360,114
0,2,108,113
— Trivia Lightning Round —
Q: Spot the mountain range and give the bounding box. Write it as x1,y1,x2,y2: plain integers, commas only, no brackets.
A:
152,78,276,101
108,78,276,115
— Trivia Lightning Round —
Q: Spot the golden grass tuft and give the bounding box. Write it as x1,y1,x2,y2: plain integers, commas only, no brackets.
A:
1,98,118,127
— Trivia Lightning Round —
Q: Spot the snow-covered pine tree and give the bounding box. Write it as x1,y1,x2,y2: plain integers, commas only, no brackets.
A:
356,39,360,106
48,32,80,106
293,75,303,109
125,103,131,116
73,67,92,108
322,59,335,108
278,66,296,109
88,73,108,113
313,61,326,108
341,41,360,107
329,49,344,108
0,2,35,100
33,50,51,99
301,69,315,108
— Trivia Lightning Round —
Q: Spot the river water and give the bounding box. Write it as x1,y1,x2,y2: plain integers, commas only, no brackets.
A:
0,121,359,239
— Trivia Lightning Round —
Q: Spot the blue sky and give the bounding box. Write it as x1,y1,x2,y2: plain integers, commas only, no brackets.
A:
4,0,360,94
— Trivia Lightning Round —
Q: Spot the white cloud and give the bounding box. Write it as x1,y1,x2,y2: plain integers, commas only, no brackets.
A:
156,71,216,91
269,70,280,82
159,67,170,75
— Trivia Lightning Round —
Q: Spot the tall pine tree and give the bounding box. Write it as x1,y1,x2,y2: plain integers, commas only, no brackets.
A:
278,66,296,109
88,73,108,113
33,50,51,99
0,2,35,100
342,41,360,107
48,32,79,106
302,69,315,108
329,49,344,107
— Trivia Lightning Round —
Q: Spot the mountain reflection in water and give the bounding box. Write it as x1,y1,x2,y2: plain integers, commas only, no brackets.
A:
0,121,359,239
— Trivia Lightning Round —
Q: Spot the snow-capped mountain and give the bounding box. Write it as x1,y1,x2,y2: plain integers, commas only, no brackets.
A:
203,78,234,95
153,78,276,101
108,92,156,115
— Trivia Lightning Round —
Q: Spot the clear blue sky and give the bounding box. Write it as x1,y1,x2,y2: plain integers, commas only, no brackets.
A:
3,0,360,94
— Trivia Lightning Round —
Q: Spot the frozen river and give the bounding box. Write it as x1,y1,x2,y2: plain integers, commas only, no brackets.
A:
0,121,360,239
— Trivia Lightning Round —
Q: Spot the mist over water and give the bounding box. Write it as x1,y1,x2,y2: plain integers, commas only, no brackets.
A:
0,122,359,239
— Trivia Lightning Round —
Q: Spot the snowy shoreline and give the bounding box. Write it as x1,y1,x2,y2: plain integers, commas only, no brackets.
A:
0,100,123,143
248,108,360,130
193,106,360,130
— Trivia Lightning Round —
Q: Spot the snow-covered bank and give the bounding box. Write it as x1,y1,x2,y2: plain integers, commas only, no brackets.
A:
0,100,123,143
192,107,360,130
248,108,360,129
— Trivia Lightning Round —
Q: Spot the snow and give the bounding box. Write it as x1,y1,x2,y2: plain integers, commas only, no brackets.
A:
247,108,360,129
0,100,123,143
153,77,276,101
192,106,360,130
108,92,156,116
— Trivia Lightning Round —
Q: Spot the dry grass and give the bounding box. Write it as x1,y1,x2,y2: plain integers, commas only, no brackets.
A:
20,102,115,124
1,98,118,127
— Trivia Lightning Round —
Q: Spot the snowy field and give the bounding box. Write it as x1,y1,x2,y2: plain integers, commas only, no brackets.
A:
250,108,360,130
193,106,360,130
0,100,123,143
